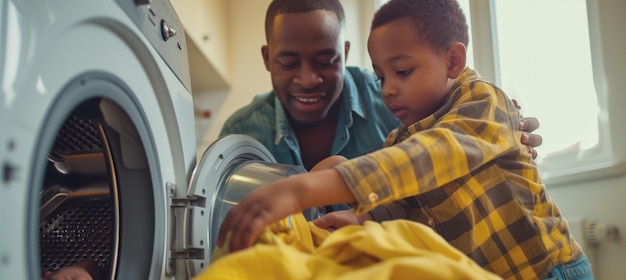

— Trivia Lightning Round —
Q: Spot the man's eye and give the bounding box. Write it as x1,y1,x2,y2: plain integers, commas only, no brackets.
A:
316,61,333,66
315,55,340,67
277,60,298,68
315,58,337,67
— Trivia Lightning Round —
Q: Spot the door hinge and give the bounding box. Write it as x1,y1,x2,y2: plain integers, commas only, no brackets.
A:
170,195,206,208
166,193,208,276
169,248,204,260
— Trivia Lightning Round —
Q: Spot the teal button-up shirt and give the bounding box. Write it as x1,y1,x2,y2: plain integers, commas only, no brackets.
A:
220,66,399,166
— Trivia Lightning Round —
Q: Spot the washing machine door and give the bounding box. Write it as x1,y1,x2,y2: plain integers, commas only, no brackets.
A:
182,134,315,277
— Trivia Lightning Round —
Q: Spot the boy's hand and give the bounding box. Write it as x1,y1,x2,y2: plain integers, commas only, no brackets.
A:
216,178,303,252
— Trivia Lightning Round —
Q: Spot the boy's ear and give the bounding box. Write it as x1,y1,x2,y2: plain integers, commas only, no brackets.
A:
261,45,270,71
447,42,466,79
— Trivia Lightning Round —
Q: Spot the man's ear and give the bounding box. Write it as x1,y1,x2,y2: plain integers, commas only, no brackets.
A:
344,41,351,63
447,42,466,79
261,45,270,71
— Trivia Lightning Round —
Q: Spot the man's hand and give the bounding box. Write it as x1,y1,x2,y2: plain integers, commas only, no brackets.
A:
512,99,543,159
42,259,102,280
43,266,92,280
312,209,359,231
519,117,542,159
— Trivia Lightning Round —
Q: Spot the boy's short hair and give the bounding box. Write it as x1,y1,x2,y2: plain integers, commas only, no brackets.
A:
265,0,346,41
372,0,469,52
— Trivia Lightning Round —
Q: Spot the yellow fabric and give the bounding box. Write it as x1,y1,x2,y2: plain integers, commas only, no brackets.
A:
196,213,501,280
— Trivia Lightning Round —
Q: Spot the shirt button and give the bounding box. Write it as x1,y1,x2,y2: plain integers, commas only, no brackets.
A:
427,219,435,226
368,192,379,203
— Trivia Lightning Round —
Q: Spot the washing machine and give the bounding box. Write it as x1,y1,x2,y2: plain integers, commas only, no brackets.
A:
0,0,311,279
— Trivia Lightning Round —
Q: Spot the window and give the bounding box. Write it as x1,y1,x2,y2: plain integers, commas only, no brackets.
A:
493,1,599,155
489,0,613,184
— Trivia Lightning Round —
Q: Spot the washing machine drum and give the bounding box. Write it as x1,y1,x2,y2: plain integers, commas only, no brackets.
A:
39,131,317,278
184,134,321,275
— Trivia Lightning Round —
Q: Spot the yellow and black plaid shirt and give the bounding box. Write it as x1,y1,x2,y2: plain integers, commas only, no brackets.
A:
335,67,582,279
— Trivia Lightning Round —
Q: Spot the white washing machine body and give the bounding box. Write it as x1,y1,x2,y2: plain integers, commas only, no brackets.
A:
0,0,199,278
0,1,315,279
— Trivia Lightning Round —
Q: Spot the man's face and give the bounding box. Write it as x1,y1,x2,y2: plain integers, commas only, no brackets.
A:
262,10,347,125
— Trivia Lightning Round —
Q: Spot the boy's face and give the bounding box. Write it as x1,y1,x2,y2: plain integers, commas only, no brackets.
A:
368,19,454,126
262,10,348,125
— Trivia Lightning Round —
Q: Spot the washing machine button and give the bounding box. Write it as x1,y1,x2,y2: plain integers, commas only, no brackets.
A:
160,20,177,41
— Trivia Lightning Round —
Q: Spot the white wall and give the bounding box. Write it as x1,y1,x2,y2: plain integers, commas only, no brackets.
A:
193,0,271,154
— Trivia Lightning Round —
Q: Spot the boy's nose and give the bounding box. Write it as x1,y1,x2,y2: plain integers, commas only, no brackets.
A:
382,84,398,97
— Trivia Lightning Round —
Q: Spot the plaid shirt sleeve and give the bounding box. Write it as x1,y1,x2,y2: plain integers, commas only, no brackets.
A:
334,79,521,215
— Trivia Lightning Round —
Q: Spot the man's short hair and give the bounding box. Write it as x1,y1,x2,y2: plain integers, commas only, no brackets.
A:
265,0,346,41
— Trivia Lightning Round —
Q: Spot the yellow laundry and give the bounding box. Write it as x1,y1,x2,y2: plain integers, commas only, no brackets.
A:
198,214,501,280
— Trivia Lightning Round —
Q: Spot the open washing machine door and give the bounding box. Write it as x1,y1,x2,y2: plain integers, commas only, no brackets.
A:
179,134,320,277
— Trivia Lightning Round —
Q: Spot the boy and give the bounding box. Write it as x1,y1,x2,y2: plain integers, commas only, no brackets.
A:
218,0,591,279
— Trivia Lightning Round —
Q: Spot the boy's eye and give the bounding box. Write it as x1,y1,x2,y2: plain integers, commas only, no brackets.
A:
397,69,412,77
376,76,385,85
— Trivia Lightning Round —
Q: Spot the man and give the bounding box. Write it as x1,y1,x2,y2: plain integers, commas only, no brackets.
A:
220,0,541,171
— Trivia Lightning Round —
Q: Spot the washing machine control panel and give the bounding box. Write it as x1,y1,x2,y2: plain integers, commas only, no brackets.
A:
115,0,192,92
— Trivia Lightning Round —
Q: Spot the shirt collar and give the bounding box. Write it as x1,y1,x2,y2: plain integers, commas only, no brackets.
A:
342,69,367,119
274,96,290,145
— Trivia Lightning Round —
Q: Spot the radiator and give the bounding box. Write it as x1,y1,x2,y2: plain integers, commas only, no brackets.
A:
567,217,623,278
